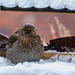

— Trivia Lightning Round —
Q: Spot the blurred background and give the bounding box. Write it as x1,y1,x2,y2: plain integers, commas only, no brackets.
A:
0,11,75,45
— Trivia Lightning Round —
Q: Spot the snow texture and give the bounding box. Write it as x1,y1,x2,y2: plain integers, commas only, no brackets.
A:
0,33,9,38
45,50,75,54
0,55,75,75
0,0,75,10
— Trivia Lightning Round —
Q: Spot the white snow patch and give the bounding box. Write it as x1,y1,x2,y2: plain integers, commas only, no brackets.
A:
71,55,75,63
59,55,72,62
50,0,65,9
17,0,34,8
45,50,75,54
0,0,75,10
0,56,75,75
0,33,9,38
34,0,51,8
0,0,17,7
64,0,75,10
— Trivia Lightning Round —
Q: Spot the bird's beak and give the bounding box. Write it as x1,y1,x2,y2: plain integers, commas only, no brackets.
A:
34,28,38,32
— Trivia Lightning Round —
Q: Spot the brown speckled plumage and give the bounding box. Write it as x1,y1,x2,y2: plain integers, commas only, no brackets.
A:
6,24,44,64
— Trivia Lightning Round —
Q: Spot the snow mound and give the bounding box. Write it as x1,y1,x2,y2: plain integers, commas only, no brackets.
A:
0,56,75,75
0,0,75,10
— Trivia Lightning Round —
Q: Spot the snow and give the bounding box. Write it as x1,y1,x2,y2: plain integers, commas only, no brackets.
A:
45,50,75,54
0,0,17,8
50,0,65,9
0,33,9,38
18,0,34,8
0,54,75,75
0,0,75,10
34,0,51,8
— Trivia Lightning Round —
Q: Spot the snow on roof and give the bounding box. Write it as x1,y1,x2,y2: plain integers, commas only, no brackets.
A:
0,0,75,10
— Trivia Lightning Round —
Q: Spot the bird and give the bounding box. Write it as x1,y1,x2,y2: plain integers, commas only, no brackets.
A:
6,23,44,64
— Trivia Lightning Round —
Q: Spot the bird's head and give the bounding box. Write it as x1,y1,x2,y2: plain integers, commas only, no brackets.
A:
19,23,38,37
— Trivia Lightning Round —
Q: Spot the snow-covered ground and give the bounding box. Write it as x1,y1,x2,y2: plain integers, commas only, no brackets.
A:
0,55,75,75
0,0,75,10
45,50,75,54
